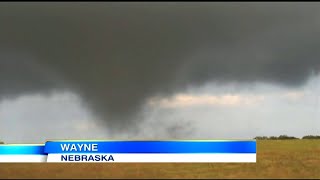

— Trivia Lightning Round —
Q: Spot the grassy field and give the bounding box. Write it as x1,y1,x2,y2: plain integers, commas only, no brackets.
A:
0,140,319,179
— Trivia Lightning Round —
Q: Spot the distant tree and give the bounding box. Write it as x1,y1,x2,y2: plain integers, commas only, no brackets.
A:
302,135,320,139
0,141,4,144
254,136,268,140
278,135,299,140
269,136,278,140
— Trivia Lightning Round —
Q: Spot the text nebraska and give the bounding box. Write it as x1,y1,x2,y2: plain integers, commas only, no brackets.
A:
61,154,114,162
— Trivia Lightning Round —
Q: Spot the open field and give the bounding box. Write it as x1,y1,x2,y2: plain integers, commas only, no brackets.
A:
0,140,319,179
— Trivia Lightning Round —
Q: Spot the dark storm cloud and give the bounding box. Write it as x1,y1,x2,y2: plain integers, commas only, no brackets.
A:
0,2,320,132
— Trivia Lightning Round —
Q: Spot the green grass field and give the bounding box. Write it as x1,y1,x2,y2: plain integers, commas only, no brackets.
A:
0,140,319,179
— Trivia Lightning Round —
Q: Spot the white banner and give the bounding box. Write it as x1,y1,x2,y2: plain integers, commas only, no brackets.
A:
46,153,256,163
0,154,256,163
0,155,47,162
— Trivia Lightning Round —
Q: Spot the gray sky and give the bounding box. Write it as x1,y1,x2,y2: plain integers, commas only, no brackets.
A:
0,2,319,143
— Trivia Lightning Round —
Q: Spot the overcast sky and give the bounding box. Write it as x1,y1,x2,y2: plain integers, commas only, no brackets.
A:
0,2,319,143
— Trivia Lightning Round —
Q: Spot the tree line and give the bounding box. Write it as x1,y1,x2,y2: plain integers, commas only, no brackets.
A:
254,135,320,140
0,135,320,144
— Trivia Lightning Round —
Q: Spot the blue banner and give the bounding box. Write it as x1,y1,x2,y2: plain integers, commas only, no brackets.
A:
0,140,256,155
0,145,45,155
44,140,256,154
